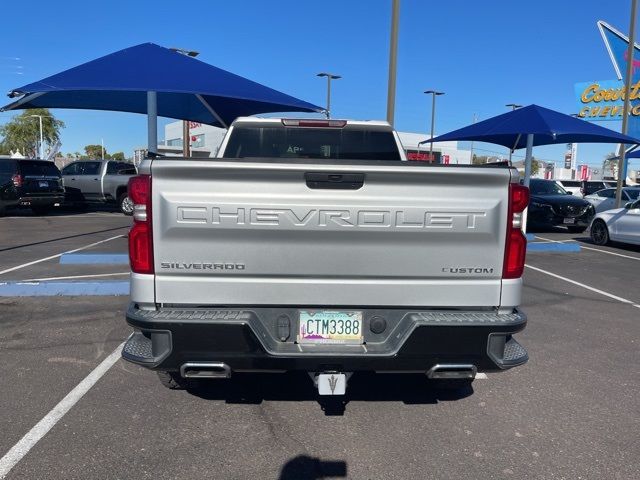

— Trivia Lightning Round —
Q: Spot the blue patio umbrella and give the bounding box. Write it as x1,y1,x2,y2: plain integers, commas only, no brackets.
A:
424,104,640,150
625,147,640,158
1,43,323,153
423,104,639,186
423,104,640,232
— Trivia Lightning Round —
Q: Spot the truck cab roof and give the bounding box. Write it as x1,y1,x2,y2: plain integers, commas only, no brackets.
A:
231,117,394,129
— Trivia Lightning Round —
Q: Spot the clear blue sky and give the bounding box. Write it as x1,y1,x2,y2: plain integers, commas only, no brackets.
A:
0,0,637,168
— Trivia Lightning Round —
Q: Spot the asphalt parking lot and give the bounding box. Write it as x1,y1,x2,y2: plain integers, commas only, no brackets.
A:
0,210,639,480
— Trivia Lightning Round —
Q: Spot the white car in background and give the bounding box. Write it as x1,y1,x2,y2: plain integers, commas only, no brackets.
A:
554,180,582,196
584,187,640,213
590,199,640,246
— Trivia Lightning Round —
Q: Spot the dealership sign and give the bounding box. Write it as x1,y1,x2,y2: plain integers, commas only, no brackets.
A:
575,21,640,140
575,79,640,120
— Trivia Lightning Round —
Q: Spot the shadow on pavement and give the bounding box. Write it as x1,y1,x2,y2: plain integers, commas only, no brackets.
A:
278,455,347,480
188,372,474,415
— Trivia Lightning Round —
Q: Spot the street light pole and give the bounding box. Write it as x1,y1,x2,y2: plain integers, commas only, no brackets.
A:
316,73,341,118
29,115,44,159
386,0,400,125
616,0,638,208
469,113,477,163
424,90,444,162
505,104,522,164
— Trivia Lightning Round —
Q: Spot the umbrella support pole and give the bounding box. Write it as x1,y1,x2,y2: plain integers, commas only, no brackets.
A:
147,91,157,155
510,134,521,165
196,94,228,129
1,92,46,111
522,133,534,233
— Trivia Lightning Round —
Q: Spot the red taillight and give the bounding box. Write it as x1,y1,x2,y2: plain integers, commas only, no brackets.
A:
128,175,153,274
128,175,150,205
12,174,23,187
510,184,529,212
503,184,529,279
129,222,153,273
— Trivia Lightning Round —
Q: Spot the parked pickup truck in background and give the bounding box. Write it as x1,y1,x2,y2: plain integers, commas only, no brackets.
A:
61,159,137,214
122,117,530,396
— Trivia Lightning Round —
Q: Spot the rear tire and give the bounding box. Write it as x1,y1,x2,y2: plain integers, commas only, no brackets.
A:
567,226,587,233
590,219,610,245
118,192,134,216
31,205,52,215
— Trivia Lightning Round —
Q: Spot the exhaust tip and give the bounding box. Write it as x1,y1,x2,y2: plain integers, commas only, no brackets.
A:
427,364,477,380
180,362,231,379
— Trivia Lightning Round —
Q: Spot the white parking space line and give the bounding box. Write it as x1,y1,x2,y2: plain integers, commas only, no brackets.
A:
476,373,488,380
580,245,640,260
0,343,125,479
535,235,640,261
533,236,573,243
525,264,640,309
0,235,124,276
22,272,130,282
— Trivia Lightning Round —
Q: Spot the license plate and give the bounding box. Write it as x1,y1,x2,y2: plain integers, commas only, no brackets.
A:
298,310,363,344
39,181,48,188
563,218,575,224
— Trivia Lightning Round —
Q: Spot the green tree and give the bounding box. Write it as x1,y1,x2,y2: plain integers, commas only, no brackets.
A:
0,108,64,158
83,144,106,159
472,155,489,165
602,152,618,178
531,158,540,176
110,151,125,161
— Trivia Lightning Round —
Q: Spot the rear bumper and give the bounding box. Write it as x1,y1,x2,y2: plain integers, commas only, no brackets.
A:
528,206,594,228
17,193,65,207
123,304,528,374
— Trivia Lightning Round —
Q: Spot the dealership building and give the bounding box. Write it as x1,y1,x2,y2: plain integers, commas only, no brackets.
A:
152,120,472,163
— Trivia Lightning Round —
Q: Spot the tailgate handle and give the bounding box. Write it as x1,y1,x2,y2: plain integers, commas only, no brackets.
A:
305,172,365,190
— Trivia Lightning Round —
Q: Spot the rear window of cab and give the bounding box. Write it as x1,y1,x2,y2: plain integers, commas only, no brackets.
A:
19,161,61,177
223,126,402,161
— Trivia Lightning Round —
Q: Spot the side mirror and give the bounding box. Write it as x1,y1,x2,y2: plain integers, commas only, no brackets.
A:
566,191,573,195
624,202,633,209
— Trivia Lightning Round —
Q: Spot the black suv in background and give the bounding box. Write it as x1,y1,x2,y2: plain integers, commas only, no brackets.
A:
580,180,617,197
0,159,65,215
526,179,595,233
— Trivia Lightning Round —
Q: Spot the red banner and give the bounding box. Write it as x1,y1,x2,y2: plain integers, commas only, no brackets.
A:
579,165,590,181
407,152,436,162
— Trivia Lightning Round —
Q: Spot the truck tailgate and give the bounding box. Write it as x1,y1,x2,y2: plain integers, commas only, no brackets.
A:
151,159,513,307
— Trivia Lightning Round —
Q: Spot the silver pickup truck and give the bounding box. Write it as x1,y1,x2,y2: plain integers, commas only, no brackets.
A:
122,118,529,395
61,160,137,214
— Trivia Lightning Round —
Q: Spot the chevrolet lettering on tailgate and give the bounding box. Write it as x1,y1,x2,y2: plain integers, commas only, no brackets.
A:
177,205,488,230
